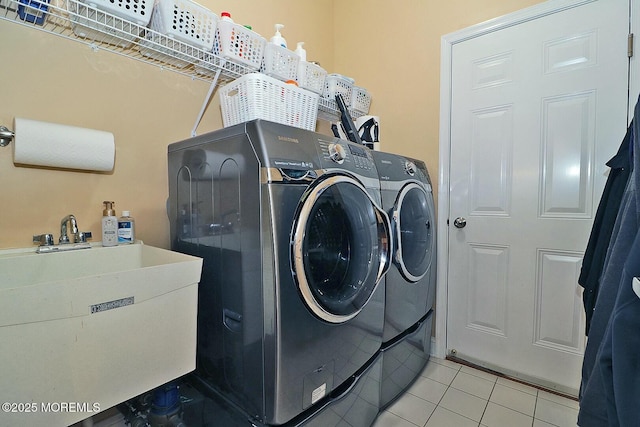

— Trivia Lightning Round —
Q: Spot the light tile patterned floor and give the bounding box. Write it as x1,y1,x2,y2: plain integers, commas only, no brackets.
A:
373,357,579,427
74,357,580,427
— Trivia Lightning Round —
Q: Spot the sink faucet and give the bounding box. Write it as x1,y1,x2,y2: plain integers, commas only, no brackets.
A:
59,214,90,244
60,214,78,244
33,214,92,253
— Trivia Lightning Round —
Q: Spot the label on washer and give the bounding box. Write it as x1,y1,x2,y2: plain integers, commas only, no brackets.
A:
272,159,314,169
311,383,327,404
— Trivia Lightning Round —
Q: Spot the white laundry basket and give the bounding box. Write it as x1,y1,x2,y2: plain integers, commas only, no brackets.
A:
297,61,327,95
149,0,218,50
219,73,319,131
323,73,354,104
260,43,300,82
213,20,266,70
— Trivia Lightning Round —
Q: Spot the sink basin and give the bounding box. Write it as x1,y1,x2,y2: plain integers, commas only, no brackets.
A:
0,242,202,426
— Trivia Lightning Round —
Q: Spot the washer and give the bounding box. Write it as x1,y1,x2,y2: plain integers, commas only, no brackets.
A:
168,120,391,426
371,151,437,408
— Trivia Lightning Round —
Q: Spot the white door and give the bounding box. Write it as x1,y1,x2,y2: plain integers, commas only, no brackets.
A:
445,0,629,394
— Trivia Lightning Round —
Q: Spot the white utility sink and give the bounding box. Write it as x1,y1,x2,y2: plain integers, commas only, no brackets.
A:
0,242,202,427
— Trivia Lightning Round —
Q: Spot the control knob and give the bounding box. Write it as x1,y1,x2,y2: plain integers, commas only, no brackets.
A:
328,143,346,164
404,161,416,176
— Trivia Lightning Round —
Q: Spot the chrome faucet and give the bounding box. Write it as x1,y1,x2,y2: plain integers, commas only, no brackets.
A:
59,214,91,244
33,214,92,253
60,214,79,244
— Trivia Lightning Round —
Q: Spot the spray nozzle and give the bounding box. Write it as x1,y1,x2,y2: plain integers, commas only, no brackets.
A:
274,23,284,35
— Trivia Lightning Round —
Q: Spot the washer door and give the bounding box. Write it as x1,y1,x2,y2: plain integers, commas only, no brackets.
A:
292,174,391,324
393,182,434,282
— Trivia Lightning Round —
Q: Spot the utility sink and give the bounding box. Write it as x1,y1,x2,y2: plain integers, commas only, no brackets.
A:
0,242,202,427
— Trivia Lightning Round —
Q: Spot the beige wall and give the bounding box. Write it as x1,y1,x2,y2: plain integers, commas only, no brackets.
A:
0,0,542,250
332,0,545,206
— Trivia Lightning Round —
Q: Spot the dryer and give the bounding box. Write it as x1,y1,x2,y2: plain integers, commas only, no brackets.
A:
168,120,390,426
371,151,437,408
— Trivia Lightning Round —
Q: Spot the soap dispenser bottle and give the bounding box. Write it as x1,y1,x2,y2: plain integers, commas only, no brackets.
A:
270,23,287,48
295,41,307,61
102,201,118,247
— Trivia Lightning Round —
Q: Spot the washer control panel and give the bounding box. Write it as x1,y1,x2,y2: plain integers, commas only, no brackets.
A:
319,140,374,172
328,143,346,164
348,144,373,170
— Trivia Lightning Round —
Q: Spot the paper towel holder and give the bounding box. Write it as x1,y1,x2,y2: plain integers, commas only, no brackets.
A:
0,125,14,147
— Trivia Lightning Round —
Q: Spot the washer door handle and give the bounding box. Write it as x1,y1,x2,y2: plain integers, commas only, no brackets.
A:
453,217,467,228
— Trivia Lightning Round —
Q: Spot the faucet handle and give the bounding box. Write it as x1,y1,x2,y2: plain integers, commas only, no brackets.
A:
77,231,93,243
33,233,55,246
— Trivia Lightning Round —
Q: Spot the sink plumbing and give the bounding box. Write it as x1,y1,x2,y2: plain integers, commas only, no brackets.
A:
33,214,92,253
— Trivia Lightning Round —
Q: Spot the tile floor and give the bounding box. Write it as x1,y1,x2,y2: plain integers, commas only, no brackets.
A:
373,357,579,427
77,356,581,427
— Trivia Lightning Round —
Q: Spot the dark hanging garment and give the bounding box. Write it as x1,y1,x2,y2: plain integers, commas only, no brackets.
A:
598,232,640,427
579,126,632,335
578,95,640,426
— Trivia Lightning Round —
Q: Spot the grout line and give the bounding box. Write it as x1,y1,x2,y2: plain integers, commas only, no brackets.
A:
417,359,577,427
530,399,535,427
424,359,573,427
477,380,496,427
536,391,581,410
446,355,578,401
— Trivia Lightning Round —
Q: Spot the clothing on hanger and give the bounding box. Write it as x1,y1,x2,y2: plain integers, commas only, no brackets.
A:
579,125,632,334
578,94,640,426
598,233,640,427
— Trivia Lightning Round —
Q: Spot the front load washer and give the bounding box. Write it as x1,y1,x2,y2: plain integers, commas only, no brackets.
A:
372,151,436,408
168,120,390,426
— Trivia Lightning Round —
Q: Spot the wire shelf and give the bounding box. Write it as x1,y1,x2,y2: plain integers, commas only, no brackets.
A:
0,0,250,82
0,0,360,121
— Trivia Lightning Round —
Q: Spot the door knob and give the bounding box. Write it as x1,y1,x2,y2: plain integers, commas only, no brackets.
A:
453,217,467,228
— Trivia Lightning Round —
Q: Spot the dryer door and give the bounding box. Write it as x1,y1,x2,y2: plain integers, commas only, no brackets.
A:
393,182,435,282
292,174,391,324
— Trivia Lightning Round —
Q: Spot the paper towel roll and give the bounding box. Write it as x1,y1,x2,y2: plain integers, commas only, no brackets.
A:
13,118,115,171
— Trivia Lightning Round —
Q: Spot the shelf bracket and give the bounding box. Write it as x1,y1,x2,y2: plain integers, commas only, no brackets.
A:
191,59,226,137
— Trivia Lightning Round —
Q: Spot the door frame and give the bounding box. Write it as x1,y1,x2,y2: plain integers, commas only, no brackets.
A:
435,0,638,359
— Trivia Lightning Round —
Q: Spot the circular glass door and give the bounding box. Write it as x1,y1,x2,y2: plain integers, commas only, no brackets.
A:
394,182,434,282
292,174,390,323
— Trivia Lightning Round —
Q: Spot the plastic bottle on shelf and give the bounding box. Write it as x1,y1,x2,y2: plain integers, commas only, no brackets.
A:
295,42,307,61
220,11,233,22
117,210,136,244
270,24,287,48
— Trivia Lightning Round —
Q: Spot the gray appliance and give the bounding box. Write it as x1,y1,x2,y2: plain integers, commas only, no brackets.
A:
371,151,437,408
167,120,391,426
